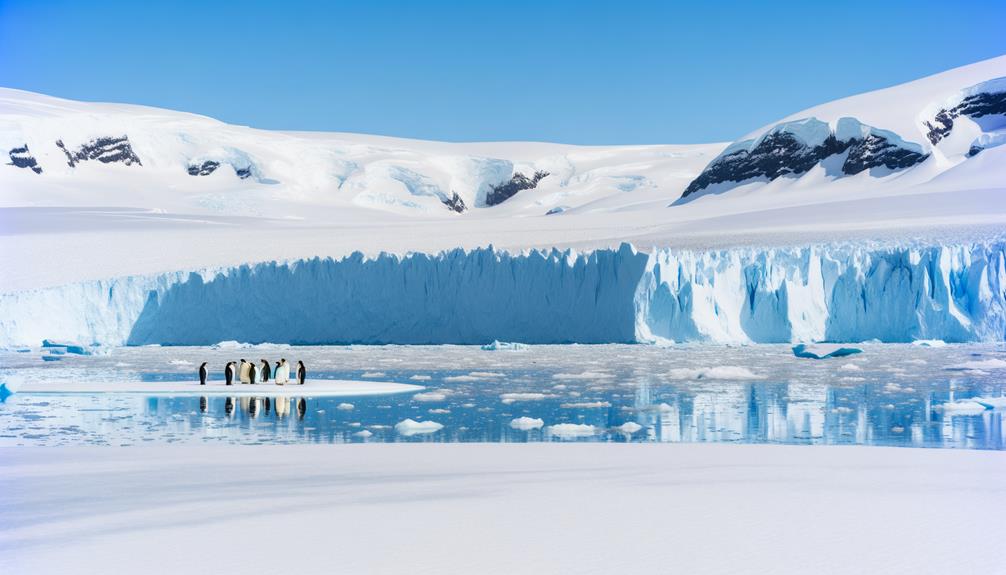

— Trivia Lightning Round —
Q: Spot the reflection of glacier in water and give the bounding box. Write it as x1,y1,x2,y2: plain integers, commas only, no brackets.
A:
1,343,1004,448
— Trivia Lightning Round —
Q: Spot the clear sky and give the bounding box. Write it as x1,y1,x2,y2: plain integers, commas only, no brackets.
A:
1,0,1004,144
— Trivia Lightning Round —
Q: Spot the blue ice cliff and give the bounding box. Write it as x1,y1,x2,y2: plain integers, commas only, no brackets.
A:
1,242,1003,347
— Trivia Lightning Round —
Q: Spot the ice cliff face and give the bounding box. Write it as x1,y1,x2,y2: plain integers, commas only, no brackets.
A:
679,118,928,200
1,242,1003,347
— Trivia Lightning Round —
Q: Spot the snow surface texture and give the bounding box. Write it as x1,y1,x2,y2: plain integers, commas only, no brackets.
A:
3,444,1004,575
2,241,1004,347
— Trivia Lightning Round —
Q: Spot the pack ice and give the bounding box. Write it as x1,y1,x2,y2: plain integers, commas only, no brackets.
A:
1,241,1002,347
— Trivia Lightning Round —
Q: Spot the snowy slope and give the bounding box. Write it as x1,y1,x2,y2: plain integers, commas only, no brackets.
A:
679,55,1006,203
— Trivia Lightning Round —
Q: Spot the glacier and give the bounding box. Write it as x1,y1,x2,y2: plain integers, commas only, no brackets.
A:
0,242,1003,347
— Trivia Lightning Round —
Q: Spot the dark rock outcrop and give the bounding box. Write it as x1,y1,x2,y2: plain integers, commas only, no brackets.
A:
485,170,549,206
968,145,984,157
56,136,141,167
924,91,1006,145
235,166,252,179
443,192,467,213
8,145,42,174
187,160,220,176
680,120,929,200
842,133,929,175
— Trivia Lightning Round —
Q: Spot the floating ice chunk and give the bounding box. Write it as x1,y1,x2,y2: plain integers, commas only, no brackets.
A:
509,417,544,430
500,392,552,404
361,372,386,378
413,391,449,402
912,339,947,347
792,344,863,359
839,363,862,371
667,366,764,380
409,375,432,381
974,397,1006,410
560,401,611,409
170,359,193,366
547,423,597,438
444,372,502,381
617,422,643,434
552,372,613,380
946,359,1006,370
337,403,354,411
482,341,528,351
394,419,443,436
468,372,504,378
933,400,989,414
211,340,253,349
353,430,373,438
428,408,450,414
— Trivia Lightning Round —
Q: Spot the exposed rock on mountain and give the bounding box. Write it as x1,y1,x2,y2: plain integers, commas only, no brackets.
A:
8,145,42,174
56,136,141,167
485,170,549,206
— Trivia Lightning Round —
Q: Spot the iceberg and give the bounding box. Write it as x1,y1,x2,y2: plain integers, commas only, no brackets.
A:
394,419,444,436
792,344,864,360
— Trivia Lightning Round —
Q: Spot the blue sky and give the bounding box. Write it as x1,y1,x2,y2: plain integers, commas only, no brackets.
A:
1,0,1004,144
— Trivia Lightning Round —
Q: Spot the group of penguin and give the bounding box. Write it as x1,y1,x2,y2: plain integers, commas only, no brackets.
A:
197,359,307,386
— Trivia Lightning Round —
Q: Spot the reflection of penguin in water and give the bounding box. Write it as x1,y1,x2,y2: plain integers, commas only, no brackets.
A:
224,362,235,386
275,396,289,417
249,398,259,418
264,397,272,415
199,362,208,385
249,362,258,385
200,396,208,413
225,397,234,416
260,360,271,383
297,398,307,419
239,360,250,384
296,361,307,385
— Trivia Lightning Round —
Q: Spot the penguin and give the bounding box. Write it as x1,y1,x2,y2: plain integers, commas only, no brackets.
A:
248,361,258,385
260,359,271,383
198,362,208,385
296,361,307,385
276,359,289,385
224,362,235,386
274,361,282,384
239,359,251,384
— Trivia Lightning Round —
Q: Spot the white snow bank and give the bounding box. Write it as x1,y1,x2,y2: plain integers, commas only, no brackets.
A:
5,443,1005,575
5,379,423,397
509,417,544,431
394,419,444,436
560,401,611,409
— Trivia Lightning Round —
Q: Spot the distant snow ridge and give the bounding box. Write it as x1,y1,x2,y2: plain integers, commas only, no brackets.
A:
678,117,928,201
1,242,1004,347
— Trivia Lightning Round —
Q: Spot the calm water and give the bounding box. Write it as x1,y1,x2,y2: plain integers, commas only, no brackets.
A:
1,343,1004,448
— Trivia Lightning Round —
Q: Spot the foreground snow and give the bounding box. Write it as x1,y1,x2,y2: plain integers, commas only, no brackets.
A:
1,444,1003,575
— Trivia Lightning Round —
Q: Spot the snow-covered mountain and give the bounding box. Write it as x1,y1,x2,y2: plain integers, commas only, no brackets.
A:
3,55,1003,218
2,56,1005,346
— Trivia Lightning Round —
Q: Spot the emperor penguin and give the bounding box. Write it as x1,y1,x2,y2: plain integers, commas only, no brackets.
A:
239,359,251,384
198,362,208,385
296,361,307,385
224,362,235,386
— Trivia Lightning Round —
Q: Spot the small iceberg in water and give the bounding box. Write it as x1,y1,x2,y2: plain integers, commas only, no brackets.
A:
792,343,863,359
